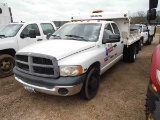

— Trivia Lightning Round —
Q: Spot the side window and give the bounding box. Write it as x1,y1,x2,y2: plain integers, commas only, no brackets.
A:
0,8,2,14
111,23,120,34
143,26,147,32
21,24,40,36
40,23,55,35
103,24,114,40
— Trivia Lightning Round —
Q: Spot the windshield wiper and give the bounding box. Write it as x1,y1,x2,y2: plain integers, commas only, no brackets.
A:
51,35,61,39
65,35,89,41
0,34,5,38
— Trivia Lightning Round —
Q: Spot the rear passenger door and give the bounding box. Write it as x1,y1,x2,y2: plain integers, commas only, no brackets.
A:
40,23,56,35
142,26,148,42
17,23,43,50
111,23,123,58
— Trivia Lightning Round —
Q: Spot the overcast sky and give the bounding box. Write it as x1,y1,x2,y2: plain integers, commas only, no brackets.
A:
1,0,160,22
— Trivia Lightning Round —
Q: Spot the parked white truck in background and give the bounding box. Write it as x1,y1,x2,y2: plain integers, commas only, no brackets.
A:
0,21,56,77
135,24,156,45
13,11,141,100
0,3,12,28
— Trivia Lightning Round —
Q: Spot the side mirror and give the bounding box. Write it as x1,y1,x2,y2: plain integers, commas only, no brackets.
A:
146,29,150,32
147,9,157,21
103,34,120,44
20,33,25,39
46,33,52,40
29,30,36,38
150,0,158,9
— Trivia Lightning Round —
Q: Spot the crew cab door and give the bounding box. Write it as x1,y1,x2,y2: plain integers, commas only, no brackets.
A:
101,23,117,68
111,23,123,58
17,23,43,50
142,26,148,42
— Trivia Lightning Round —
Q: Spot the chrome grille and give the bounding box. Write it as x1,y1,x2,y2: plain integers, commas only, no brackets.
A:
33,66,54,75
15,53,59,78
17,62,29,71
33,57,52,65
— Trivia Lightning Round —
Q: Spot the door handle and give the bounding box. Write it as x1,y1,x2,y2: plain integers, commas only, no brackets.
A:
113,44,117,47
37,39,43,41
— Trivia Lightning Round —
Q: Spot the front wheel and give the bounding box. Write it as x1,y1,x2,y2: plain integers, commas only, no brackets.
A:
0,54,14,78
80,67,100,100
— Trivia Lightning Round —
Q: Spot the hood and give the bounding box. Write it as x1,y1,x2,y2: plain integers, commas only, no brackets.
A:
0,37,15,44
19,40,96,60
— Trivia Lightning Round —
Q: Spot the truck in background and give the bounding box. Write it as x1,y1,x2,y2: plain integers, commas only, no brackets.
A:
0,21,56,77
135,24,156,45
0,3,12,28
13,10,141,100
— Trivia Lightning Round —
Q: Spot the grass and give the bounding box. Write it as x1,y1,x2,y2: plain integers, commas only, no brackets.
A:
156,27,160,34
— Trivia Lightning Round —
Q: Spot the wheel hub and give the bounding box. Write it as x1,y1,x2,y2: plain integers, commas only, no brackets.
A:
1,60,12,72
88,76,98,92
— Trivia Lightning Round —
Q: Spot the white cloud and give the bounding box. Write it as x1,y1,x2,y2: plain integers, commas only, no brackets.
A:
3,0,159,22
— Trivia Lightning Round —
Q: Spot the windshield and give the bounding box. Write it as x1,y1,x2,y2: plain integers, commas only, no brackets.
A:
50,23,101,42
0,24,23,37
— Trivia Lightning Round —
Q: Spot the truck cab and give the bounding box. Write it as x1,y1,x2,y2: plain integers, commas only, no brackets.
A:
135,24,156,45
13,11,141,100
0,21,56,77
135,24,149,45
0,3,12,28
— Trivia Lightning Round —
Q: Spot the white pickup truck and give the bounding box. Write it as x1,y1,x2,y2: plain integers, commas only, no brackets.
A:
13,11,141,100
135,24,156,45
0,21,56,77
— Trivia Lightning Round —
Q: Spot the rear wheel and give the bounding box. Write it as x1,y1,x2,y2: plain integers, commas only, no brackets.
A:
147,36,153,45
128,45,136,62
123,46,129,62
139,40,142,51
0,54,14,78
80,67,100,100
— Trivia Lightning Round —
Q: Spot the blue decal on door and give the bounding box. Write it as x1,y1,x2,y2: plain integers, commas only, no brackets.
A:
106,48,108,56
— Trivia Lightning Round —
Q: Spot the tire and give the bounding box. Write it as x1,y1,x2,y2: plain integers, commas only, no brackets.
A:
139,40,142,51
147,36,153,45
136,41,141,54
146,90,160,120
123,46,129,62
80,67,100,100
0,54,14,78
128,45,136,62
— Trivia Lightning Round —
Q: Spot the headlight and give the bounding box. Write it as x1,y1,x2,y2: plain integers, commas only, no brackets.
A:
156,69,160,84
60,66,83,76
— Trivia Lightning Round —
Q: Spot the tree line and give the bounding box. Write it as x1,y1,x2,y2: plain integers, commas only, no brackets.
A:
131,10,160,24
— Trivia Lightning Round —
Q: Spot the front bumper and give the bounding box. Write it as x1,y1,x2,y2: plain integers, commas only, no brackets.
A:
13,67,85,96
146,81,160,120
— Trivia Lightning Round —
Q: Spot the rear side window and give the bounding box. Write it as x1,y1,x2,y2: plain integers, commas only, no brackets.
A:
143,26,148,32
0,8,2,14
111,23,120,34
40,23,55,35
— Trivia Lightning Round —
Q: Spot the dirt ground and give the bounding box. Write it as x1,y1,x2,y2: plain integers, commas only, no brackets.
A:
0,35,160,120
